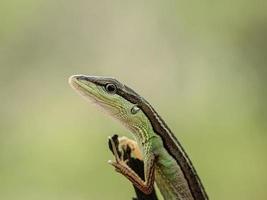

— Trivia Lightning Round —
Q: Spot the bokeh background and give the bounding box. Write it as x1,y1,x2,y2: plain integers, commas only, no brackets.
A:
0,1,266,199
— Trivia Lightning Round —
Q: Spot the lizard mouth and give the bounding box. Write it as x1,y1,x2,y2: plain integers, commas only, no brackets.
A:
69,75,99,103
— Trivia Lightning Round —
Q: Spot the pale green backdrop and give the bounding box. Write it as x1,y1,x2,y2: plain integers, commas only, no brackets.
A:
0,1,266,199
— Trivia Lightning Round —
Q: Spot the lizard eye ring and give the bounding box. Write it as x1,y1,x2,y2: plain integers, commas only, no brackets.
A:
105,83,117,94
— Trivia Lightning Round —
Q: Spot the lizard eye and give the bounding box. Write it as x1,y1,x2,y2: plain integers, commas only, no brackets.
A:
105,83,117,94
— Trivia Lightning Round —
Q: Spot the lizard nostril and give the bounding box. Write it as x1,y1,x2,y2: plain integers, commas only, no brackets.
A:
76,75,90,82
77,76,84,80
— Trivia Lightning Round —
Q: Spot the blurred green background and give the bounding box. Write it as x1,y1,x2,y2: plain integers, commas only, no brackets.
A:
0,0,266,199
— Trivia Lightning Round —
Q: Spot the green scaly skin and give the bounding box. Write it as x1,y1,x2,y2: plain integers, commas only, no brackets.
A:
69,75,208,200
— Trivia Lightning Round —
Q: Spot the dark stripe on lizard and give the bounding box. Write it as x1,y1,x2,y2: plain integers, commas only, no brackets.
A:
117,86,208,200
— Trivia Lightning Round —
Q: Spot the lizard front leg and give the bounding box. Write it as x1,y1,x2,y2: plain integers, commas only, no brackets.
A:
108,135,158,200
108,136,156,195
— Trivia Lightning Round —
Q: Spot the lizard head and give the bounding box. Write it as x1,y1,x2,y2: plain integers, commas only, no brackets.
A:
69,75,151,135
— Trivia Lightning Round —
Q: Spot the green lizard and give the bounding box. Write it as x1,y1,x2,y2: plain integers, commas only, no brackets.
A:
69,75,208,200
